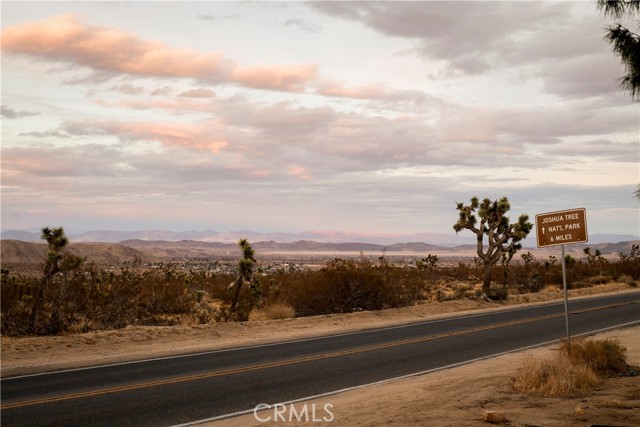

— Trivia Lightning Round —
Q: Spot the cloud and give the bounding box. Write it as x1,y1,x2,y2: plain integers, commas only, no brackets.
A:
284,18,321,33
1,13,320,93
1,105,40,119
178,88,216,98
1,14,233,81
19,130,70,139
311,2,575,72
287,165,312,180
2,144,124,180
2,13,445,102
197,13,239,22
231,64,319,92
309,1,623,103
110,84,145,95
62,119,229,153
150,86,173,97
316,81,432,105
541,53,627,99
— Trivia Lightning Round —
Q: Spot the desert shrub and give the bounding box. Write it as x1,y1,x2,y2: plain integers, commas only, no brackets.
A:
193,303,214,324
513,338,630,397
613,245,640,280
618,274,637,287
446,261,475,281
259,302,296,320
485,287,508,301
512,354,600,397
214,283,257,322
569,280,592,290
0,262,232,335
559,338,628,377
1,270,41,335
526,272,544,293
586,274,609,285
277,258,427,316
453,283,474,299
293,258,386,314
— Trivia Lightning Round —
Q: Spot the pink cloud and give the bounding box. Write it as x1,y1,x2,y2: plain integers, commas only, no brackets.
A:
116,122,228,152
114,98,216,114
318,83,390,99
288,165,312,180
150,86,173,97
2,14,318,92
178,88,216,98
231,64,319,92
1,14,233,81
248,170,273,178
316,81,430,104
64,119,228,153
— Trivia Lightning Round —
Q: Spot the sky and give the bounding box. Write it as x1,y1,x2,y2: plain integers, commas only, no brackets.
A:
1,0,639,239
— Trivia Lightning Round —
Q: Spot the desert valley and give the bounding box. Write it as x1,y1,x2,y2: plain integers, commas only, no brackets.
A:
1,232,639,426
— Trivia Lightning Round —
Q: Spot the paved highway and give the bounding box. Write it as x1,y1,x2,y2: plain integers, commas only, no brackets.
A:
1,291,638,427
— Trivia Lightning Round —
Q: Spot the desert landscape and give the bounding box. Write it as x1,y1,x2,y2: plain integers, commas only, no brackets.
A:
2,283,638,426
2,235,639,426
3,1,640,426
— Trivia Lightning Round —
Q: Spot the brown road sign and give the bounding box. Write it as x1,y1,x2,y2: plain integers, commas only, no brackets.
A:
535,208,588,248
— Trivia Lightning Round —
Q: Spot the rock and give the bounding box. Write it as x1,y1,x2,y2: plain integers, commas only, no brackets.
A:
483,410,506,423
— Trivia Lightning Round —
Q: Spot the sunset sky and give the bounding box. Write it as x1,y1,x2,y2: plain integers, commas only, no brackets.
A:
1,1,639,239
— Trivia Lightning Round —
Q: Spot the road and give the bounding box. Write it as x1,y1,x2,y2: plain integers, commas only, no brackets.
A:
1,291,638,427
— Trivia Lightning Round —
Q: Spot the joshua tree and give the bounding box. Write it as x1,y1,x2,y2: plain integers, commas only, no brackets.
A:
598,0,640,101
453,197,533,293
28,226,69,333
41,227,69,280
229,238,257,314
500,244,520,287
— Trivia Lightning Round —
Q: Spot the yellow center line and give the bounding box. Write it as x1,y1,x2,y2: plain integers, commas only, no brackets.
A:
2,300,636,411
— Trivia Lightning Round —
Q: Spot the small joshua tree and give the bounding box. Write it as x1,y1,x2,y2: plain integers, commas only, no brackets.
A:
453,197,533,294
28,227,69,333
229,238,258,316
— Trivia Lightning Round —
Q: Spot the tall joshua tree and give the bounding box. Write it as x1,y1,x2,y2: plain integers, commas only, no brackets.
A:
453,197,533,293
28,226,69,333
598,0,640,101
229,238,257,314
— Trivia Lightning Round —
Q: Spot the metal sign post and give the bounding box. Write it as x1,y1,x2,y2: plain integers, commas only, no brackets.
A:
536,208,588,350
560,244,571,350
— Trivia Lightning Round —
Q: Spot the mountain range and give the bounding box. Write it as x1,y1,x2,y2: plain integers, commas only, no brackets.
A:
1,229,478,246
2,238,638,271
1,228,638,247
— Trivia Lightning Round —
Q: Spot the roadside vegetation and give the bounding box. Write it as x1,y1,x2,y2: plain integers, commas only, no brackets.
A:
1,229,638,336
512,338,638,397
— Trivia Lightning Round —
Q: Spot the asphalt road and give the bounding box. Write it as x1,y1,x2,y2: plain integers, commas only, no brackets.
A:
1,291,638,427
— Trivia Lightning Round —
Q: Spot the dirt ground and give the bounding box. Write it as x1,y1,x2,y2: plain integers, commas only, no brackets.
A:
1,283,638,426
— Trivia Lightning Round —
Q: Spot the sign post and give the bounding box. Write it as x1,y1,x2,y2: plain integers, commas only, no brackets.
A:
535,208,588,350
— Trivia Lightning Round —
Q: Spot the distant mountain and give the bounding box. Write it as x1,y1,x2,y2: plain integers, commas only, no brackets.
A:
578,234,640,245
0,230,41,242
0,240,153,266
1,228,637,247
1,228,477,246
3,238,637,269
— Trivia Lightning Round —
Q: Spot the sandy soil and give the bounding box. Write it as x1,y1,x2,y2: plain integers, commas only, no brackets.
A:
1,284,638,426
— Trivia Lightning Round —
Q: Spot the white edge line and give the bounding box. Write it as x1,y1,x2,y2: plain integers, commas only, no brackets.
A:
167,320,640,427
1,296,579,380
